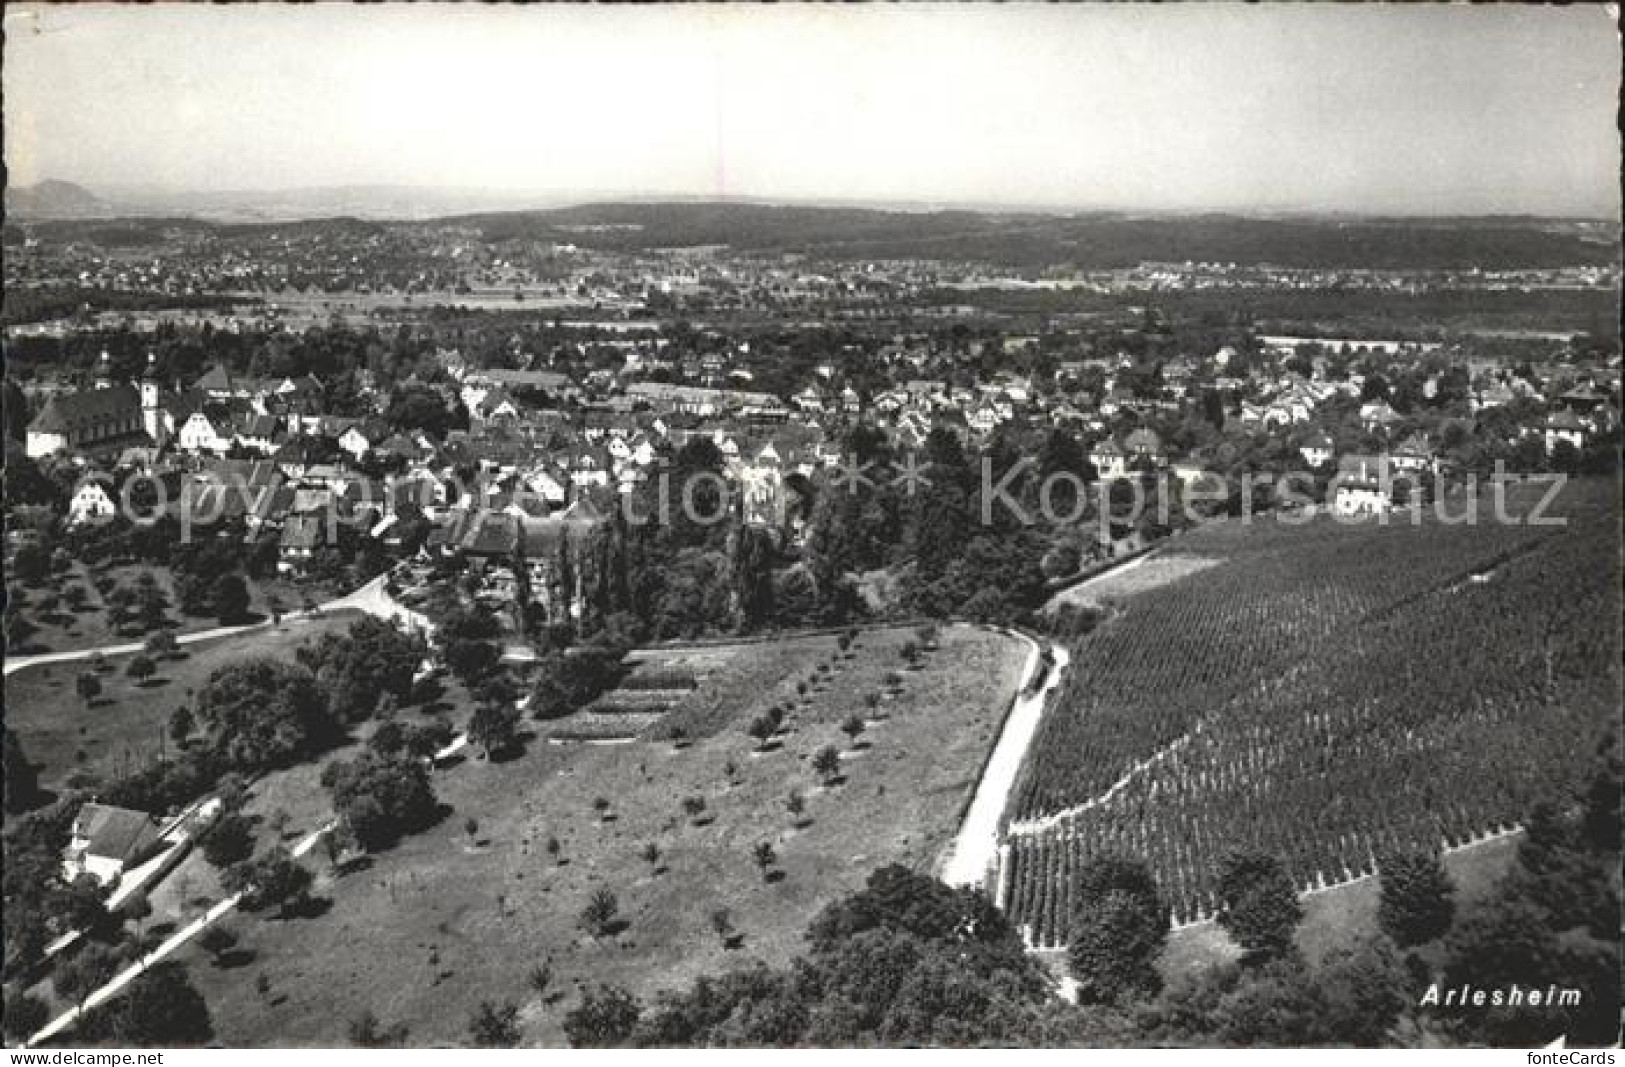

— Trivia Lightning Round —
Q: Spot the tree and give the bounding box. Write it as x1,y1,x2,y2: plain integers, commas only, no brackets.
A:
1378,850,1457,948
528,957,555,1001
321,751,439,851
641,842,661,872
211,572,251,624
1215,852,1303,963
681,795,707,824
10,544,48,586
563,984,641,1048
200,811,256,869
442,637,500,686
55,941,118,1010
75,671,102,708
349,1010,410,1048
126,654,157,684
145,629,180,661
196,924,238,963
710,906,735,944
786,789,806,826
747,715,776,751
1069,890,1166,1005
2,993,48,1043
840,714,866,747
136,583,168,633
753,841,778,880
467,701,520,761
467,999,521,1048
167,705,194,748
99,961,214,1046
222,848,313,916
194,658,333,771
813,745,842,785
580,888,620,937
1067,856,1169,1005
3,728,41,814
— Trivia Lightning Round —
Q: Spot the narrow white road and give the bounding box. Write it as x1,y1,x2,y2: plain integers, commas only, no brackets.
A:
940,637,1071,890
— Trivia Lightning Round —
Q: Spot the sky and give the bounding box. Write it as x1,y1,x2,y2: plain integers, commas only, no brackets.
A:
4,3,1620,217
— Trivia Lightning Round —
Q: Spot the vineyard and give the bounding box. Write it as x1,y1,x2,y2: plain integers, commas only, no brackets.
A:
1004,480,1621,945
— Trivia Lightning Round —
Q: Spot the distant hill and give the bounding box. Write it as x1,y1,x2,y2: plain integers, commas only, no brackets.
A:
4,180,109,220
440,202,1622,271
7,191,1618,270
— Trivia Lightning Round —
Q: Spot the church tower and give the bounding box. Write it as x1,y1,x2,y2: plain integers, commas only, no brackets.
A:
141,353,163,441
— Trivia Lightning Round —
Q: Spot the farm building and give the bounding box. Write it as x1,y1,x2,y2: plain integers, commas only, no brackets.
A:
63,803,164,886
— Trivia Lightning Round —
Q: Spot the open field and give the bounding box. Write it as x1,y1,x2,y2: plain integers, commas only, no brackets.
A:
1044,552,1221,614
1006,478,1620,940
171,624,1026,1046
11,560,315,657
4,612,360,797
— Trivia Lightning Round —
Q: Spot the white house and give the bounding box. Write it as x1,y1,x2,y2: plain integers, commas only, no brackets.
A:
178,410,231,454
67,479,118,526
63,803,163,886
1332,454,1395,517
1544,410,1587,454
1090,439,1127,480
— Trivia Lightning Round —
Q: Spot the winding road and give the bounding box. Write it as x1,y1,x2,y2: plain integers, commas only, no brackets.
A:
939,633,1071,891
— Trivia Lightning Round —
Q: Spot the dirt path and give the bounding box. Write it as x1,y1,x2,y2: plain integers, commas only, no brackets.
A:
939,636,1071,890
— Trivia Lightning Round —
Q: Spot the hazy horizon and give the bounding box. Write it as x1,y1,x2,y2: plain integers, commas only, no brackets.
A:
5,4,1620,219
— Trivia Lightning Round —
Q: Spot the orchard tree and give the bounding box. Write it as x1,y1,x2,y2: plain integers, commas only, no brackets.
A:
126,654,157,684
580,888,620,938
813,745,842,786
752,841,778,881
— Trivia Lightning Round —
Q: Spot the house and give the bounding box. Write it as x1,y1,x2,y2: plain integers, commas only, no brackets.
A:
1545,410,1588,454
1391,434,1437,476
1123,428,1167,470
1090,438,1127,480
177,408,233,454
278,514,327,572
63,803,163,886
967,401,1004,436
234,414,284,455
1299,431,1335,469
67,479,118,526
1358,400,1403,434
1332,454,1396,517
338,423,388,462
